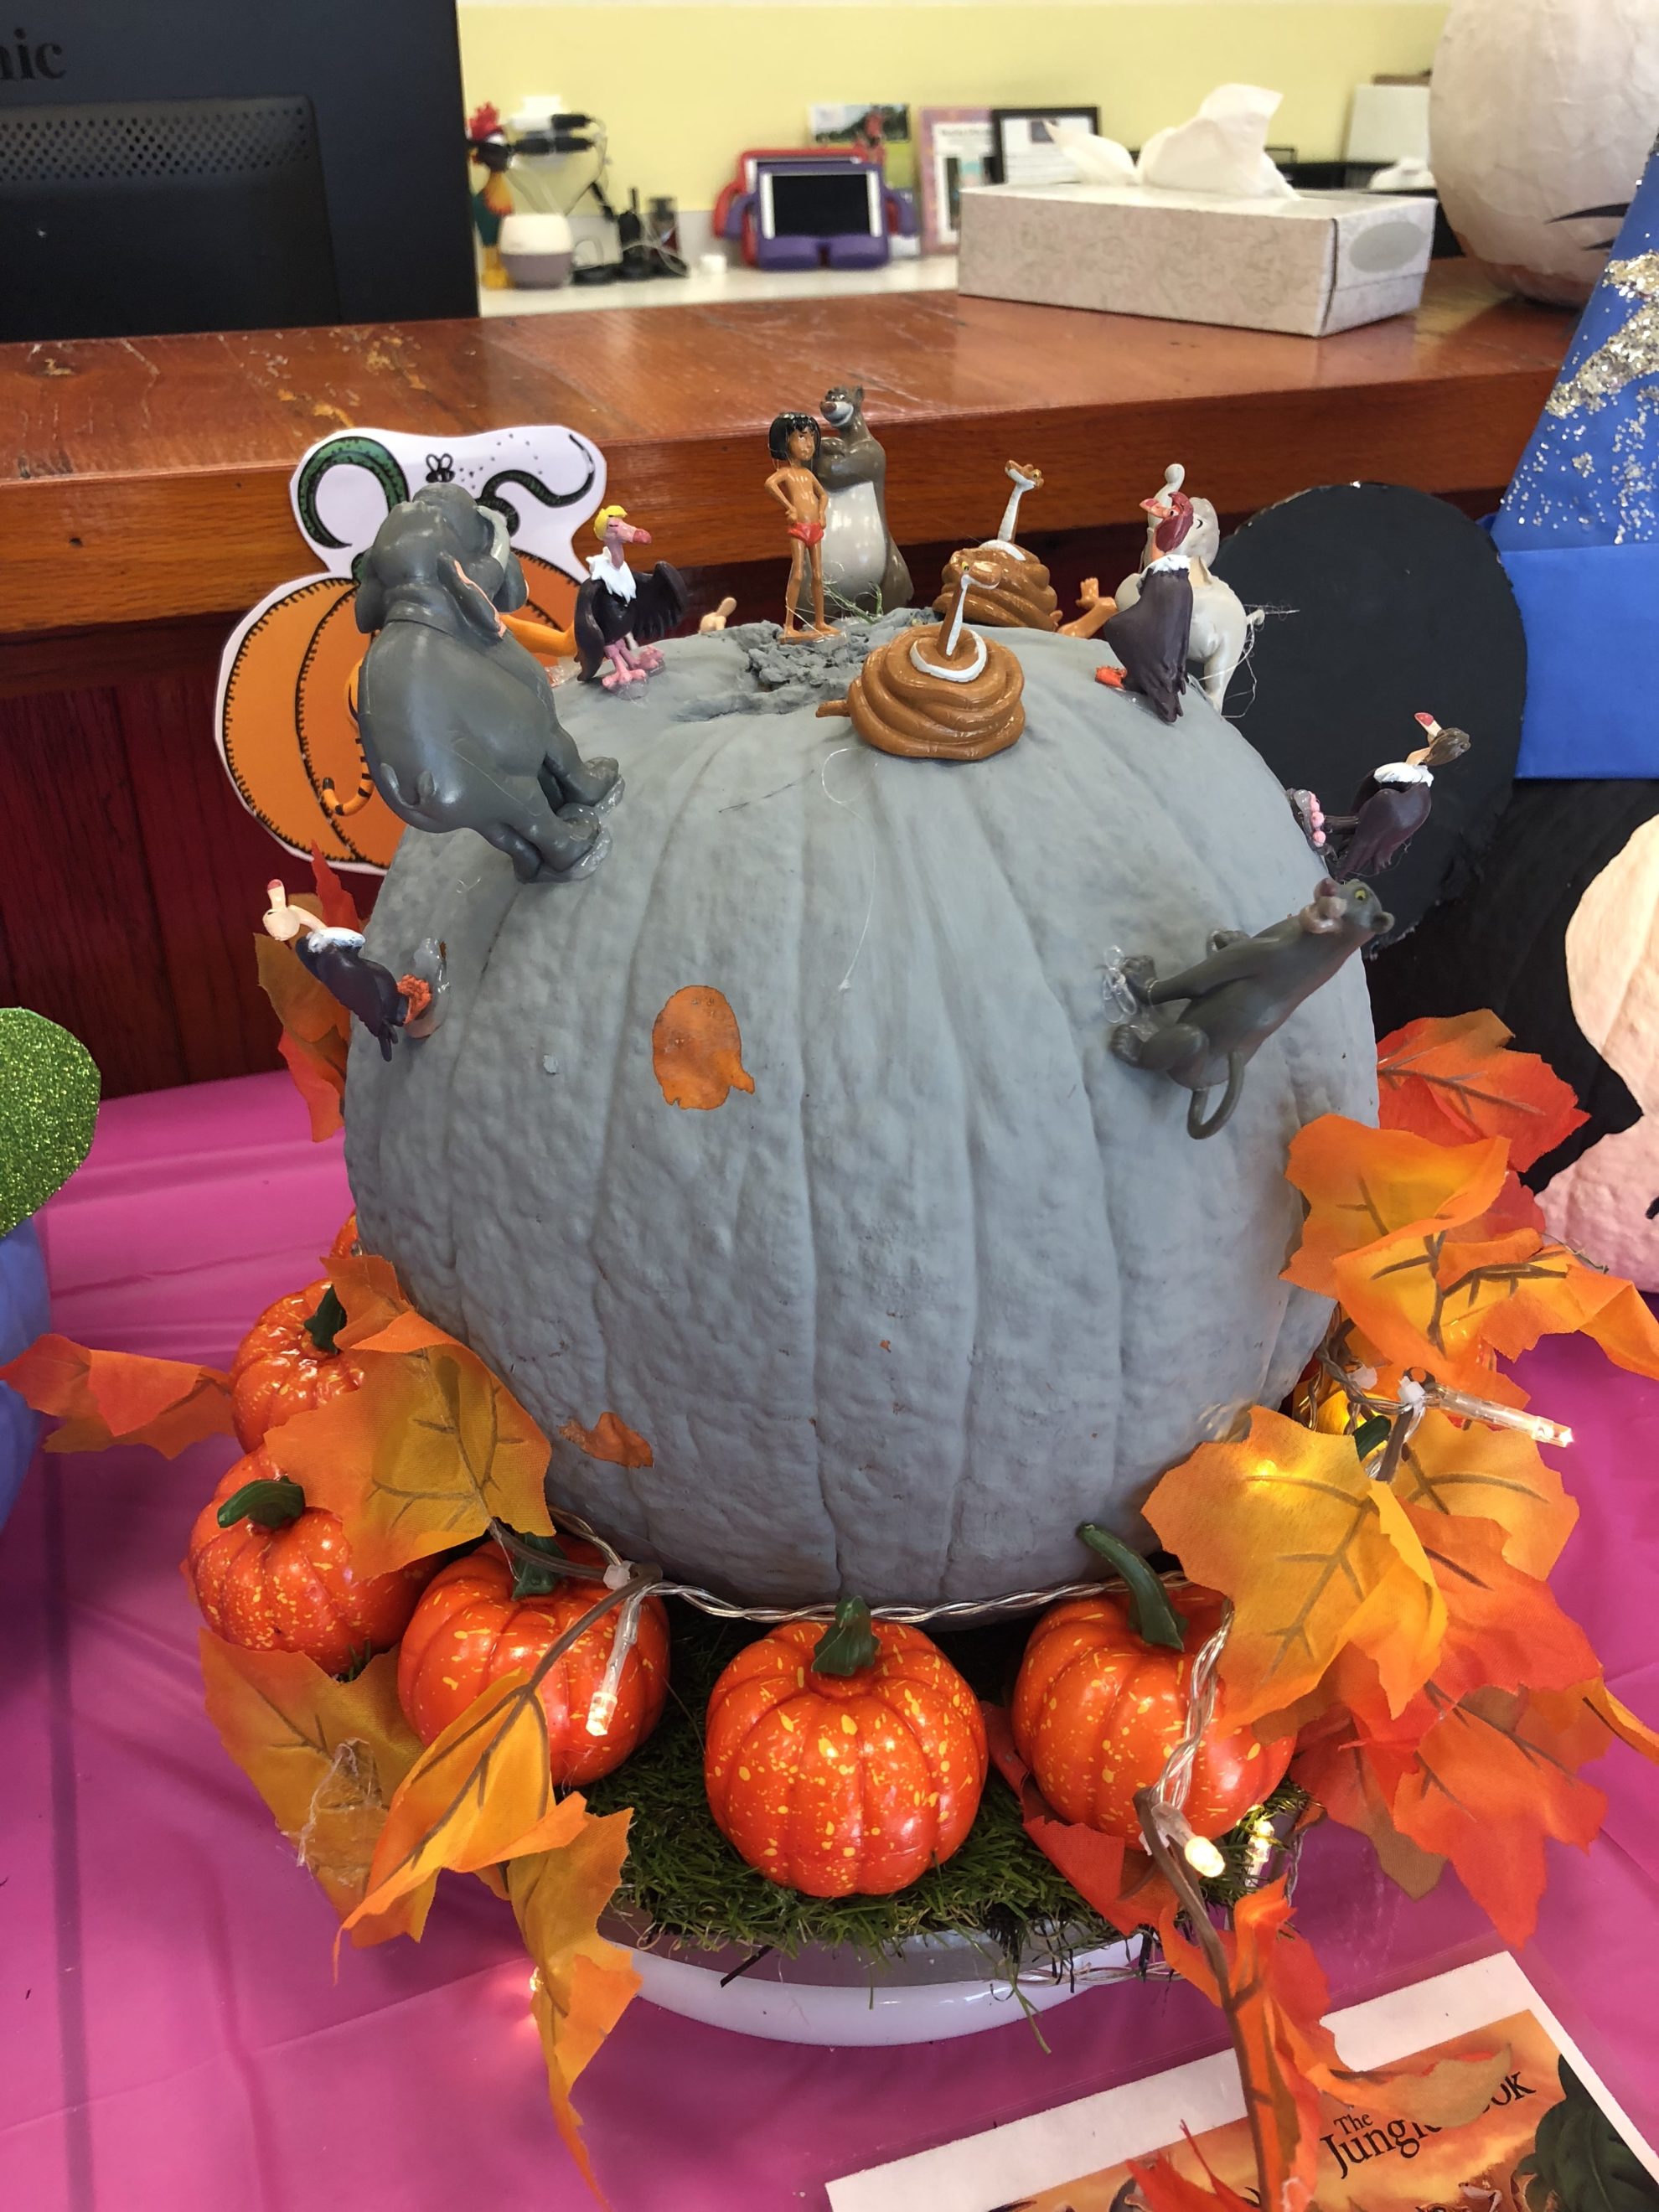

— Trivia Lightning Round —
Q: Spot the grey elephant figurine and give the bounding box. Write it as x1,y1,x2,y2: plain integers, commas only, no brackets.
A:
1109,878,1393,1137
354,484,623,883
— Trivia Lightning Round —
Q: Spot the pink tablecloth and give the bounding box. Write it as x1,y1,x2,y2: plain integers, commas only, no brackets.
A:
3,1073,1656,2212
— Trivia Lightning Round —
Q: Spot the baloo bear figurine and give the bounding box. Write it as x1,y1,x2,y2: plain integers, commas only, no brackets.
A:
354,484,623,883
1110,878,1393,1137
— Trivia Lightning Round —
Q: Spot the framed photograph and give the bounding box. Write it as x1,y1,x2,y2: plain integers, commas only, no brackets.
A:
809,101,914,191
917,106,995,253
988,105,1102,189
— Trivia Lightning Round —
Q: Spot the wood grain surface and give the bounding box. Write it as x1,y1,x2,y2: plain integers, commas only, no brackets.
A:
3,266,1569,648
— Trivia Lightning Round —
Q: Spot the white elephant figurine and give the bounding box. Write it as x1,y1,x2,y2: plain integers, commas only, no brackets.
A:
1111,468,1259,710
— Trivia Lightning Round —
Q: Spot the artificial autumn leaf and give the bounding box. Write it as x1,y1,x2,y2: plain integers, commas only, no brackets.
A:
1129,2147,1256,2212
1389,1686,1609,1946
507,1814,639,2199
1376,1011,1587,1171
982,1704,1181,1947
1393,1411,1578,1579
323,1245,411,1349
1292,1698,1448,1899
256,891,349,1142
199,1631,421,1919
1581,1677,1659,1764
0,1334,234,1456
651,985,756,1110
265,1326,553,1578
1284,1118,1509,1299
308,842,364,932
343,1665,593,1949
1470,1252,1659,1383
559,1411,654,1470
1403,1507,1600,1713
1145,1408,1444,1727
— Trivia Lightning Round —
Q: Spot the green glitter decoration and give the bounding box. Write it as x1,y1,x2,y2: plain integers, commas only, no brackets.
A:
0,1008,101,1240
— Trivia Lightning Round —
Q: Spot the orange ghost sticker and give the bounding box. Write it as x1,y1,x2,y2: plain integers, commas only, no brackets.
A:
651,986,756,1111
560,1412,654,1470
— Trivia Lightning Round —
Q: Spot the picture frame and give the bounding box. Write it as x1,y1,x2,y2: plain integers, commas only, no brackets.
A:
917,106,995,254
987,105,1102,189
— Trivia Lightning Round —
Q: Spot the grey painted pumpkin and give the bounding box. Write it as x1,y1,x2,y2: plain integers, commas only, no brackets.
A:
345,622,1376,1607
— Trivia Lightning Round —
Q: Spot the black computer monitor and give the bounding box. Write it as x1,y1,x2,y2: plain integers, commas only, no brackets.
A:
0,2,477,340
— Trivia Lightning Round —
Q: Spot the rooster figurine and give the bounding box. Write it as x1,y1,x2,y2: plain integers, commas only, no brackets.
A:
467,106,515,292
574,505,690,688
1096,489,1196,723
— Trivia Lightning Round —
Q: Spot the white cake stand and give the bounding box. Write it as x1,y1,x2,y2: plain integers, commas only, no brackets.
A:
616,1924,1139,2048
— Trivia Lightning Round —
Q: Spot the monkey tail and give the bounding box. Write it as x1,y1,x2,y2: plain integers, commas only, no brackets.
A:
1187,1052,1246,1140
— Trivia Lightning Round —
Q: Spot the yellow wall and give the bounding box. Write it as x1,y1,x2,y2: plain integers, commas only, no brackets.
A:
458,3,1448,213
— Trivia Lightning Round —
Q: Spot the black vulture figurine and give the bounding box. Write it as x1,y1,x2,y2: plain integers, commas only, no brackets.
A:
1290,716,1472,880
575,506,690,687
1097,490,1196,724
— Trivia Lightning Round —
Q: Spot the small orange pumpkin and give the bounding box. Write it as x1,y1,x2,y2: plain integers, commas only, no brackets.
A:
703,1600,988,1898
1012,1587,1291,1840
186,1450,434,1675
230,1281,363,1450
396,1540,669,1786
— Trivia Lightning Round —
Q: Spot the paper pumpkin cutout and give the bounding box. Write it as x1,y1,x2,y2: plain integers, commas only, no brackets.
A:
215,425,607,871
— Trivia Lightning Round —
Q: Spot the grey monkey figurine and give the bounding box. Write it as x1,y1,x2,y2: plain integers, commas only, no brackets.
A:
1109,878,1393,1138
354,484,622,884
808,384,912,620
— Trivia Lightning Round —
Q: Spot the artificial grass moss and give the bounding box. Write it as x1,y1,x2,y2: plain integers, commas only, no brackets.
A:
584,1598,1304,1966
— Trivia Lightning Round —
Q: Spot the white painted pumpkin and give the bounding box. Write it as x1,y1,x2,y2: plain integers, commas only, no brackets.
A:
1430,0,1659,306
1541,814,1659,1287
345,623,1376,1607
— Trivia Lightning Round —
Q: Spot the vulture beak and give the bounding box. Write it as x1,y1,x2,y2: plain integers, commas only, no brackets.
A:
611,520,653,546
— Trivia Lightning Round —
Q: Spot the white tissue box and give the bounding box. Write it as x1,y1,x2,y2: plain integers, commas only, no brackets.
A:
956,181,1434,337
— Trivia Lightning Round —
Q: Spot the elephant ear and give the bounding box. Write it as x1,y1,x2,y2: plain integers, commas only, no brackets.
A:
442,556,506,640
354,546,390,637
495,548,530,615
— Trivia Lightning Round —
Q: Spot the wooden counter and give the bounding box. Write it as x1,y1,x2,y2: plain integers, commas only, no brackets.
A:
3,263,1568,655
0,266,1569,1100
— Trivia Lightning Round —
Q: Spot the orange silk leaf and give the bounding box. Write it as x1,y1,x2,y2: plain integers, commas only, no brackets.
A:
982,1705,1182,1949
1376,1011,1587,1171
651,985,756,1110
1145,1408,1444,1726
1582,1677,1659,1764
324,1247,412,1348
255,908,349,1142
264,1336,552,1577
1393,1412,1577,1580
199,1632,421,1920
0,1333,233,1456
308,844,364,932
1129,2151,1258,2212
1292,1700,1448,1899
1283,1118,1509,1298
1402,1508,1600,1713
560,1411,654,1470
342,1665,592,1950
507,1815,640,2203
1388,1687,1609,1947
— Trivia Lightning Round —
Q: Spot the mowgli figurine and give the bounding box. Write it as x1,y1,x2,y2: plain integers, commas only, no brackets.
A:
766,414,838,639
810,384,912,618
1109,878,1393,1138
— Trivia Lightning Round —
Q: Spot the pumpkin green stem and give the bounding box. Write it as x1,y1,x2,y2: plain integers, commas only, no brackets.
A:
1078,1523,1187,1651
811,1597,881,1677
1351,1413,1393,1465
218,1476,308,1529
303,1285,349,1357
507,1529,576,1600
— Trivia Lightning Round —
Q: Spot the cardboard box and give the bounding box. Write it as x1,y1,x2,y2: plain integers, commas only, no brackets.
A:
956,182,1435,337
